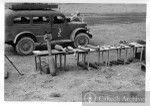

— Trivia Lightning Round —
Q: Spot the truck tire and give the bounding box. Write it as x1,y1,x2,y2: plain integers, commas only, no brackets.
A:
15,37,35,55
74,33,89,47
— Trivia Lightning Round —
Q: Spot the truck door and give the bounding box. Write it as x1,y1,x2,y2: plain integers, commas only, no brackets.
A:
31,16,51,43
51,15,70,40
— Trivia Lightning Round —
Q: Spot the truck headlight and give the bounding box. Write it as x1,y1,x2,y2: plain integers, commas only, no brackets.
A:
85,27,90,33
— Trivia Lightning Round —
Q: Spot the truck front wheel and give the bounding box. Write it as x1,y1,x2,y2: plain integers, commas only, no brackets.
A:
15,37,35,55
74,33,89,47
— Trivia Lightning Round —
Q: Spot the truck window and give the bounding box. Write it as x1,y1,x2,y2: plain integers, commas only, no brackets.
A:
33,16,49,24
53,16,65,24
13,17,30,24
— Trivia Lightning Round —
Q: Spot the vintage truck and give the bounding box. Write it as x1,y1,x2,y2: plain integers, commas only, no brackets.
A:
5,3,92,55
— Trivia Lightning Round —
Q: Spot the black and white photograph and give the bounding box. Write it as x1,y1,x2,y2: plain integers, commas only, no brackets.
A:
3,0,148,104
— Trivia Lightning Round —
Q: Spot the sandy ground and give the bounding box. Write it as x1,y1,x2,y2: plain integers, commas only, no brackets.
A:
58,4,146,14
4,4,146,102
4,61,145,101
89,23,146,45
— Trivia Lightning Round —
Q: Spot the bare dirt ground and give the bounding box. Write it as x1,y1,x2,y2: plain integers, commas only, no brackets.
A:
89,23,145,45
4,4,146,102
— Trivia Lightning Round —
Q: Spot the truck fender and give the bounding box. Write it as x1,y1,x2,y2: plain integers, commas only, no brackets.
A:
14,31,36,44
70,28,88,41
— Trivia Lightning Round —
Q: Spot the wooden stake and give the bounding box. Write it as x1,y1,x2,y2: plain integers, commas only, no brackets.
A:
45,33,56,76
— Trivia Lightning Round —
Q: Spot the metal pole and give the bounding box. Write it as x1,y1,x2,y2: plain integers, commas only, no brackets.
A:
102,51,104,64
55,55,57,71
77,53,79,66
60,54,62,71
125,48,128,64
64,54,66,71
86,53,90,71
39,56,42,74
35,56,37,71
5,55,23,76
117,49,119,61
107,50,110,66
105,51,107,66
98,49,100,65
119,48,121,59
140,46,144,62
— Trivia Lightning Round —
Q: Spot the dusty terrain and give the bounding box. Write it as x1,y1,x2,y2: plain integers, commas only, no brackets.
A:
4,4,146,102
58,3,146,14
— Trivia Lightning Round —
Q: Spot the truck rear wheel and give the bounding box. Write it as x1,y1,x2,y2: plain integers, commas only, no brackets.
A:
74,33,89,47
15,37,35,55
